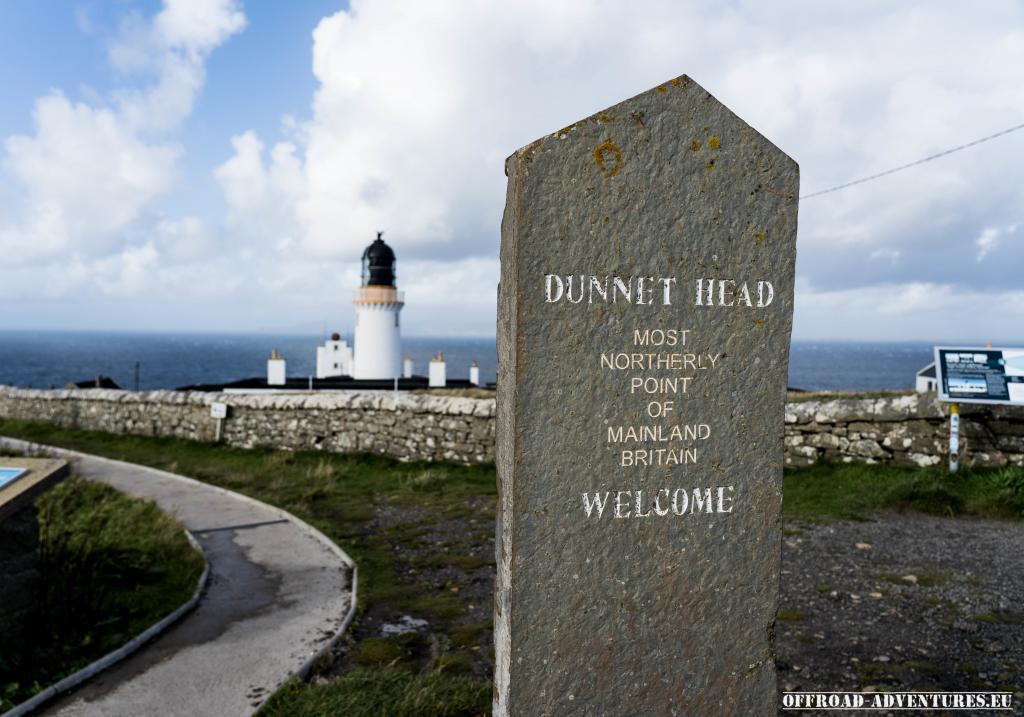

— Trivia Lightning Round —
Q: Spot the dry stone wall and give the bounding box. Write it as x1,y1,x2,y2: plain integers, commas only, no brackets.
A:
785,393,1024,468
0,387,495,465
1,387,1022,468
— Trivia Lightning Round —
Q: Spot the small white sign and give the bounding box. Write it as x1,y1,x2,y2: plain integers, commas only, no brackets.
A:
210,402,228,419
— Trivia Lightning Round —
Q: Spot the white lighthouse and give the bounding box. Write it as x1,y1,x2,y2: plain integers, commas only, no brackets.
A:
352,233,404,379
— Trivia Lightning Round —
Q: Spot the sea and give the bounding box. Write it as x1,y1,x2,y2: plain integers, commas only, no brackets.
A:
0,330,948,393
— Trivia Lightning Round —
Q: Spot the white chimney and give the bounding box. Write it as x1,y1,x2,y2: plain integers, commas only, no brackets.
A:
469,360,480,386
428,352,446,388
267,348,287,386
403,356,413,379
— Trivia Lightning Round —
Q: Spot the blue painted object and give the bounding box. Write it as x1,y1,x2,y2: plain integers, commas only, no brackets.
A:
0,467,28,488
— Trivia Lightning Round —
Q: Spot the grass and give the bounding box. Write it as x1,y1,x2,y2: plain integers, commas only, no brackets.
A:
2,418,1022,714
0,476,203,711
783,461,1024,523
259,670,489,717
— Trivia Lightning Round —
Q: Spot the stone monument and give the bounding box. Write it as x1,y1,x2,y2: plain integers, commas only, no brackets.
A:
495,75,799,715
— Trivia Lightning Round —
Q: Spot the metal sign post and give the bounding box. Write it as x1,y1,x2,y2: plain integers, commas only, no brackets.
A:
934,345,1024,473
210,402,228,442
948,403,960,474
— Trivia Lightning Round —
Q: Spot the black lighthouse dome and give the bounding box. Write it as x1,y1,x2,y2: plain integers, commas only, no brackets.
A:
361,232,396,287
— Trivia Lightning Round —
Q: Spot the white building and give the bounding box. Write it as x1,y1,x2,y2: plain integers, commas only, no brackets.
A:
352,233,405,379
267,349,286,386
316,333,353,378
916,362,937,393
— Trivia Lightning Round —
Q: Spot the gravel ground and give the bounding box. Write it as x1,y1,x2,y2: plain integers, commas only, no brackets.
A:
326,503,1023,715
777,513,1024,715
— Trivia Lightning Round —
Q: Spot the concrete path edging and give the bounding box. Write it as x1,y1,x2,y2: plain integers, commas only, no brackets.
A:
2,531,210,717
0,436,359,716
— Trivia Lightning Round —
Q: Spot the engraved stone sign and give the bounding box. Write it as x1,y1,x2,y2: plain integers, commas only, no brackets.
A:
495,75,799,715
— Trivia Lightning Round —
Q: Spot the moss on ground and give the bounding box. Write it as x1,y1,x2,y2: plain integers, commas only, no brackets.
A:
974,610,1024,625
776,608,806,622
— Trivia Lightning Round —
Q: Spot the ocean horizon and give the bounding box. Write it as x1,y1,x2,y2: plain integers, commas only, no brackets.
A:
0,329,975,393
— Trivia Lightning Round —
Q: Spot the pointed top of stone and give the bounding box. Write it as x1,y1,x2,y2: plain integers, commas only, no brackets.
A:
508,74,796,208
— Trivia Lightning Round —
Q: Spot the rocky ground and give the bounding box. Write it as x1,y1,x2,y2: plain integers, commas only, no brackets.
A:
325,506,1024,715
777,513,1024,715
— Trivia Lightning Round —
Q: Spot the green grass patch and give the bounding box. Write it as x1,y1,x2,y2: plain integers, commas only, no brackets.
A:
777,608,806,621
436,652,475,675
0,477,203,711
783,461,1024,522
973,609,1024,625
258,669,489,717
449,621,492,649
350,635,424,670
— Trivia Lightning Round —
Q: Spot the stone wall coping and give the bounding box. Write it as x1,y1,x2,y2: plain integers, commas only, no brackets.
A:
0,386,496,418
785,393,1024,425
5,386,1022,426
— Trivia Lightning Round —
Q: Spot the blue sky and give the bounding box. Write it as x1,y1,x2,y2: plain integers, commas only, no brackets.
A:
0,1,333,227
1,1,1022,340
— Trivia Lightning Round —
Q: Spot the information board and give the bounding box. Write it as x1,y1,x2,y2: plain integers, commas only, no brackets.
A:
935,346,1024,405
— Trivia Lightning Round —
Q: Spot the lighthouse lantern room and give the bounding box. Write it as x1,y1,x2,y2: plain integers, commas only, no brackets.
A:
352,233,404,379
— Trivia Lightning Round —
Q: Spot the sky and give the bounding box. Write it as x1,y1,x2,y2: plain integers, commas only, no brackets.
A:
0,0,1022,341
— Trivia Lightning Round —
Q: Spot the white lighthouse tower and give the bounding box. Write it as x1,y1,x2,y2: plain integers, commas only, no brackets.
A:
353,233,404,379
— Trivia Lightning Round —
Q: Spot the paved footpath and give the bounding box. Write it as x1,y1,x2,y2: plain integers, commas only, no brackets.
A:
0,437,355,717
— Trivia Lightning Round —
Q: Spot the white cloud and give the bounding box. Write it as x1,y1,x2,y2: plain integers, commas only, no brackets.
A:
0,0,244,266
7,0,1024,338
2,95,179,262
214,131,303,248
869,248,901,263
794,279,1024,341
206,0,1024,337
975,228,1000,262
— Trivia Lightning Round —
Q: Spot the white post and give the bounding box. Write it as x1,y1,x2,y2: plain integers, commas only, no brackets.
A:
470,360,480,386
429,353,447,388
403,356,413,378
949,403,960,473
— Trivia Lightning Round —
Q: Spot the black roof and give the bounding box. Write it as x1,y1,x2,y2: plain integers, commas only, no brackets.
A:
917,362,936,378
362,232,396,286
70,375,122,389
